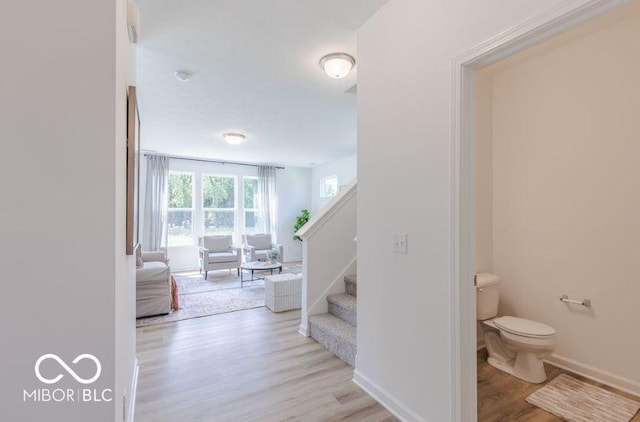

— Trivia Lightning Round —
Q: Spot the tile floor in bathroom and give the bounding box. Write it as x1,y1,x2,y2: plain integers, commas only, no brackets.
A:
477,349,640,421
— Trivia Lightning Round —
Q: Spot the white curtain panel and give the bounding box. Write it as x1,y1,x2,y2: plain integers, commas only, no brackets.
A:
142,154,170,251
257,165,278,242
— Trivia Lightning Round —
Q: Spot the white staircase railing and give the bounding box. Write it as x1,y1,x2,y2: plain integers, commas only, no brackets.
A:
296,179,357,336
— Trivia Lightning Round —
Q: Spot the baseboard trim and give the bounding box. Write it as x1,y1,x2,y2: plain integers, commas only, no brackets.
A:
173,261,302,275
172,266,200,273
298,323,308,337
127,360,139,422
545,354,640,397
353,369,427,422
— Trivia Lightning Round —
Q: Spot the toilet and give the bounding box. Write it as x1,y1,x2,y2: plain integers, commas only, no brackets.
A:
476,272,557,383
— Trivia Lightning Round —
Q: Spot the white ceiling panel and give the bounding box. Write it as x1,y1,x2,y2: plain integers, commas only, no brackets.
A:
136,0,388,167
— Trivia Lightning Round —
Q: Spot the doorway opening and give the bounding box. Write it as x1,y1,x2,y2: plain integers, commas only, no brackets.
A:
452,0,640,420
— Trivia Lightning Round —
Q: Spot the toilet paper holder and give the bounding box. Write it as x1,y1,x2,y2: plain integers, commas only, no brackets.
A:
560,294,591,308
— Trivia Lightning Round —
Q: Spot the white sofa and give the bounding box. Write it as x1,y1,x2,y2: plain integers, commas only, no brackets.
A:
242,234,283,263
136,250,171,318
198,235,241,280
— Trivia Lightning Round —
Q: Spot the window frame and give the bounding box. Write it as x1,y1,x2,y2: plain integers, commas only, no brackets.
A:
201,173,238,238
167,171,196,247
243,176,259,235
320,175,339,198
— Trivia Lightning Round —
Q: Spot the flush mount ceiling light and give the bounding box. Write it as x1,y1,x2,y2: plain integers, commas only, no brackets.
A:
222,132,246,145
319,53,355,79
175,71,191,82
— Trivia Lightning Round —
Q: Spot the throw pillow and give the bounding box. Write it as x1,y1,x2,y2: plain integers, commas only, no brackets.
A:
170,275,179,310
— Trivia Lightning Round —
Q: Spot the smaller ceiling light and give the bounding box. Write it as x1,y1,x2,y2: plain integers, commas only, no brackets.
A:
222,132,246,145
175,71,191,82
319,53,355,79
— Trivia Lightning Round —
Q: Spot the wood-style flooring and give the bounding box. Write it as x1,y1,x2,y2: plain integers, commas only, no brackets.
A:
135,307,397,422
137,308,640,421
478,348,640,421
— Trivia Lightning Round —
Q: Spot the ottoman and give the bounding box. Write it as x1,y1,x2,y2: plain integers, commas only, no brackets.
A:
264,273,302,312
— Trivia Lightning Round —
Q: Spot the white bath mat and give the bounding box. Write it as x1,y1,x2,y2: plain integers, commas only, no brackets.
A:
526,374,640,422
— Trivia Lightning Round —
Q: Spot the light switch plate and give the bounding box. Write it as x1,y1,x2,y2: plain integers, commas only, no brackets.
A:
392,233,408,254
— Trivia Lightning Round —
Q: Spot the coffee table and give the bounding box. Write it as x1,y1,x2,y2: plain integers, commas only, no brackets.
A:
240,261,282,288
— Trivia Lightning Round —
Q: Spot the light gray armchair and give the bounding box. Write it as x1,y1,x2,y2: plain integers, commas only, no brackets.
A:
198,235,241,280
242,233,283,263
136,249,171,318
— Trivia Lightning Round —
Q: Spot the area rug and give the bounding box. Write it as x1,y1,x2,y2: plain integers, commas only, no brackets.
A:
136,263,302,327
526,374,640,422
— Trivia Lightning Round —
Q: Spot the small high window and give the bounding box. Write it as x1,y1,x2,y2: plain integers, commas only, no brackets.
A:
320,175,338,198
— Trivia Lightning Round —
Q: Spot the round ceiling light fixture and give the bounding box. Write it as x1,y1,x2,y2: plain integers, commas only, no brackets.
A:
222,132,246,145
175,70,192,82
319,53,355,79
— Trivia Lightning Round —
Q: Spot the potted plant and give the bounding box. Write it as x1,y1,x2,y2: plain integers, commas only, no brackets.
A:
293,209,310,241
266,248,280,263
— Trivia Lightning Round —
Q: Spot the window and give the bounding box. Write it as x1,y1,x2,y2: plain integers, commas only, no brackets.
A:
202,175,236,236
243,177,259,234
320,175,338,198
168,172,194,246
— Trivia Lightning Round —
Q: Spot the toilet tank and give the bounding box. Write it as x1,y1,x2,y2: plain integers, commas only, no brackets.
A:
476,272,501,320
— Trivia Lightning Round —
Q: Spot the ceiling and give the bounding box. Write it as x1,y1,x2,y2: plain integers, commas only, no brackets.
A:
136,0,388,167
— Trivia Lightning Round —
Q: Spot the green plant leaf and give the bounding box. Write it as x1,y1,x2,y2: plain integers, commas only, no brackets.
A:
293,209,310,241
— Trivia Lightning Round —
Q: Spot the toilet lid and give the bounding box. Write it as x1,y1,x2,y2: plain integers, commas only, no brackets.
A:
494,316,556,338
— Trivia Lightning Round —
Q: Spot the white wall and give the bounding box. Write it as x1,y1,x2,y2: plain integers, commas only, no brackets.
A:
478,12,640,393
140,158,310,270
475,72,493,274
356,0,572,420
311,154,357,214
277,167,312,261
116,4,138,420
0,0,133,420
474,71,494,349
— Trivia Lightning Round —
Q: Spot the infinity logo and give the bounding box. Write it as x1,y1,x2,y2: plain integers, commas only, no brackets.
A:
34,354,102,385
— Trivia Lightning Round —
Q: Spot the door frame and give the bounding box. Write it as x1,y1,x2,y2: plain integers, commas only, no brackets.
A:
449,0,630,420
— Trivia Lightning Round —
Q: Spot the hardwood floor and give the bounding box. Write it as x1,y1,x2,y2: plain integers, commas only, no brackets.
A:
135,307,397,422
478,348,640,421
137,308,640,421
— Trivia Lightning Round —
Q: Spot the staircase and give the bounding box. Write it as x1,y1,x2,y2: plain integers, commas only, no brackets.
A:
309,274,357,367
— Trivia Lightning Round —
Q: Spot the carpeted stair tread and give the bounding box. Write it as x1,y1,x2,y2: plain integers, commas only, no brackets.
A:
327,293,357,310
344,273,357,297
344,274,357,285
309,313,356,367
309,313,356,343
327,293,357,326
